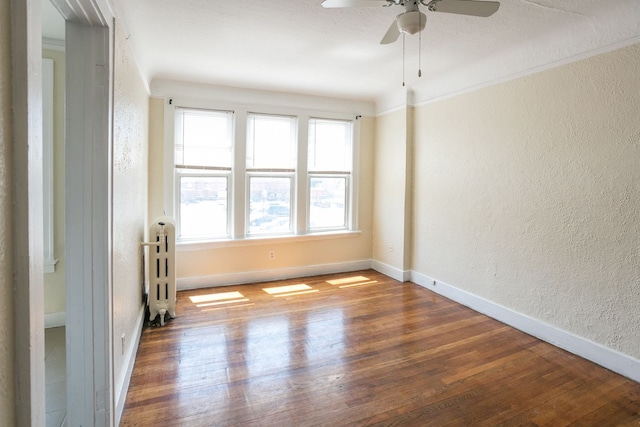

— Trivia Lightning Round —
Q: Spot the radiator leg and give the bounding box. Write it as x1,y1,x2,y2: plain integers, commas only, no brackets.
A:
159,309,166,326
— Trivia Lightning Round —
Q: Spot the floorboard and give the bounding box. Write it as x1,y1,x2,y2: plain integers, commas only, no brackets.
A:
120,270,640,426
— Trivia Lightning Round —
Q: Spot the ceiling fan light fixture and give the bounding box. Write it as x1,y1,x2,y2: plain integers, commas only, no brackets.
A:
396,10,426,35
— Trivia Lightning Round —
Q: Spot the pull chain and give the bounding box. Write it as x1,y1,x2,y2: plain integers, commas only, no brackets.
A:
418,12,422,77
402,33,406,87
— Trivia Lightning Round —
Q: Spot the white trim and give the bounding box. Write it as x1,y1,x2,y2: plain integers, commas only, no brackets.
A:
11,0,46,423
59,0,115,423
45,312,66,329
177,259,372,291
42,57,56,273
411,271,640,384
296,113,309,235
372,260,411,282
114,304,145,426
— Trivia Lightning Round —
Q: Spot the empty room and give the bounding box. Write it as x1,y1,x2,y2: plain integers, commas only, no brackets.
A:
3,0,639,425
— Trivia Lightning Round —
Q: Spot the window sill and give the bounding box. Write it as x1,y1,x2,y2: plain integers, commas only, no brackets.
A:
177,230,362,252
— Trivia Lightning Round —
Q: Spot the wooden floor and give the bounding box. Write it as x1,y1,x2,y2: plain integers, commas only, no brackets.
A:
120,270,640,426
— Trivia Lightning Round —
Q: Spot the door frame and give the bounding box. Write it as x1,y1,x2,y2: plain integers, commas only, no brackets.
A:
11,0,45,424
12,0,115,424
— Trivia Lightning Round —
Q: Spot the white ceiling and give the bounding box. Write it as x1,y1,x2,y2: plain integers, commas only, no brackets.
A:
44,0,640,108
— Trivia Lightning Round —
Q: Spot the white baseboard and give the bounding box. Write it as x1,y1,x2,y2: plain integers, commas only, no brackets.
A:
371,260,411,282
115,304,146,426
177,259,373,291
44,312,65,328
411,271,640,383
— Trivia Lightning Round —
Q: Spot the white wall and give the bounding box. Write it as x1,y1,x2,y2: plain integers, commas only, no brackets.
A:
0,0,16,421
112,17,149,420
411,43,640,361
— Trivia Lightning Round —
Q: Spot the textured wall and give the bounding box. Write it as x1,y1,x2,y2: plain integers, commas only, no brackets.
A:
112,20,149,401
42,49,66,316
0,0,16,421
412,44,640,359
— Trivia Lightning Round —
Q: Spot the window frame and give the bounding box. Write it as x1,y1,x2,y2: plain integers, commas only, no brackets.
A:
164,97,361,244
174,168,232,240
306,117,354,233
172,106,235,241
307,173,351,232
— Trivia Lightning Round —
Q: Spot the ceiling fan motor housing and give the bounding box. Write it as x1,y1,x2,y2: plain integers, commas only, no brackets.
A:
397,10,427,35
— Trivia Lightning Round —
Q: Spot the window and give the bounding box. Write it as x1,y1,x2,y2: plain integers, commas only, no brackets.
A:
308,118,352,231
246,114,297,235
173,104,356,241
175,108,233,240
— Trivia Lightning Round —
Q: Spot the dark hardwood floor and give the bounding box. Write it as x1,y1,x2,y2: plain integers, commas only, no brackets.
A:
120,270,640,426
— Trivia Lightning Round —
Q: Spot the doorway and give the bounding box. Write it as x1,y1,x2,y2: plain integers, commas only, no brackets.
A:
42,1,67,424
13,0,116,425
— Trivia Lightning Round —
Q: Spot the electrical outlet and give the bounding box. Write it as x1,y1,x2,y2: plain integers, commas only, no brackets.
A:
389,244,394,253
268,250,275,260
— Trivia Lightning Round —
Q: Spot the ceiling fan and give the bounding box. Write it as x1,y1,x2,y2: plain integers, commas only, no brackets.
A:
321,0,500,44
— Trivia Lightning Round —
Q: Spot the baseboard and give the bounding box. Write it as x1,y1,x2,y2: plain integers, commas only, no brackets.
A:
411,271,640,383
115,304,146,426
44,311,65,328
177,259,373,290
371,260,411,282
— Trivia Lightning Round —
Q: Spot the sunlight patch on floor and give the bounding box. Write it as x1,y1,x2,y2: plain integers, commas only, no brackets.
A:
263,284,312,294
263,283,320,297
189,291,245,304
326,276,370,285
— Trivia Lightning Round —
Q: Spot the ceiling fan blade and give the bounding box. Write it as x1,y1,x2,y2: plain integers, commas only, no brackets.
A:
380,19,400,44
322,0,389,8
428,0,500,17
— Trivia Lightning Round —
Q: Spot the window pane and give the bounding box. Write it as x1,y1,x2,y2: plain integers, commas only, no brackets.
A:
309,177,347,229
176,109,233,168
247,114,296,169
308,119,352,172
179,176,228,238
248,176,292,234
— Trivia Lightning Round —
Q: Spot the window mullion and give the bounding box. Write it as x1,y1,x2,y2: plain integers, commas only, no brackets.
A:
296,115,309,234
233,110,247,239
